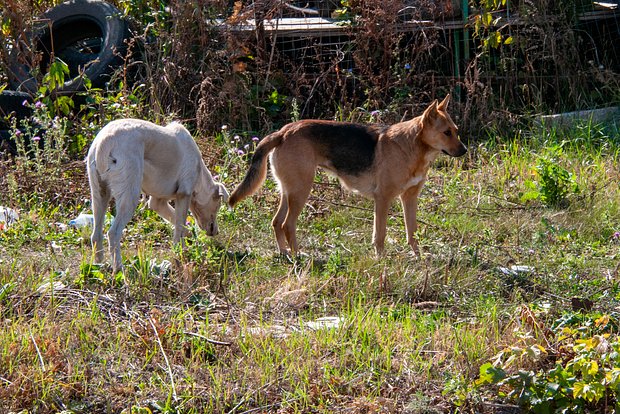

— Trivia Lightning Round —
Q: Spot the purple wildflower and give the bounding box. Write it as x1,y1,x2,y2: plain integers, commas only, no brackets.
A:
252,136,259,142
22,99,29,107
32,136,41,142
371,110,380,117
404,63,412,70
34,101,43,109
237,149,245,156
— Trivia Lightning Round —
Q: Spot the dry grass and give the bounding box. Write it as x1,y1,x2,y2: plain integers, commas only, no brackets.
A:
1,119,619,413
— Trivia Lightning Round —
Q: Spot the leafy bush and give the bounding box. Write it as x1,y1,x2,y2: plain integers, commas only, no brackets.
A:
522,145,579,207
477,312,620,413
535,156,579,207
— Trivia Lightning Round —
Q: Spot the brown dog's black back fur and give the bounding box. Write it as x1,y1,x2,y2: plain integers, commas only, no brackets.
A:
303,122,382,175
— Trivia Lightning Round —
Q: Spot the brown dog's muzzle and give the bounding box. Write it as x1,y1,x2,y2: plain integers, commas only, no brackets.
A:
443,141,467,157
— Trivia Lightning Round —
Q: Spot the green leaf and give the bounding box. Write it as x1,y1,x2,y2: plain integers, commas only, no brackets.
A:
476,362,507,385
573,381,605,402
587,360,599,377
482,12,493,26
525,344,546,360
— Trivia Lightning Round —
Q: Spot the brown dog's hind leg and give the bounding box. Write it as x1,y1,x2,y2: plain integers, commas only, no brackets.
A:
272,195,290,254
282,186,312,254
271,149,316,255
270,139,317,255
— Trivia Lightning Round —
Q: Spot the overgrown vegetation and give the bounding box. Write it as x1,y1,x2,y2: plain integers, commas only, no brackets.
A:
1,0,620,412
2,0,618,137
1,89,620,411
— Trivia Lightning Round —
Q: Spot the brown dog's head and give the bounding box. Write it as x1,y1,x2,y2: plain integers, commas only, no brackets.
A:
190,181,229,236
420,94,467,157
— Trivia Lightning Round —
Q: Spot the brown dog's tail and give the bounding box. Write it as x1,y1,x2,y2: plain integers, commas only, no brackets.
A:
228,131,284,207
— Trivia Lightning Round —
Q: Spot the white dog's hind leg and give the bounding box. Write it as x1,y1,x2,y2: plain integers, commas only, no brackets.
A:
87,154,109,263
91,184,111,263
107,191,141,273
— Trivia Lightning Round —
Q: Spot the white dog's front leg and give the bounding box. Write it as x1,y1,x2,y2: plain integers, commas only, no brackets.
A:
172,194,191,244
149,197,176,224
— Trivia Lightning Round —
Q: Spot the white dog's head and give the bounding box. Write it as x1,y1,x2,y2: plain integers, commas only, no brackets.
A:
191,182,229,236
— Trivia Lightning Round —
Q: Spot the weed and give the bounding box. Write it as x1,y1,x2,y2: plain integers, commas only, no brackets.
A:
521,145,579,207
477,312,620,412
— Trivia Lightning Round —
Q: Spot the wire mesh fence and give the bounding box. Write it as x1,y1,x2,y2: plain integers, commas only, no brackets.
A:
194,0,620,135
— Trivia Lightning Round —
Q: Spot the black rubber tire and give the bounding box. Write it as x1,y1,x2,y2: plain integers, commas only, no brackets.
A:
0,130,16,155
7,0,130,94
0,91,33,129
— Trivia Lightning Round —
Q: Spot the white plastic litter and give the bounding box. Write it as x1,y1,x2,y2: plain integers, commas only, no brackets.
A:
150,259,172,277
37,280,66,294
69,213,94,228
304,316,344,331
497,265,535,276
0,206,19,229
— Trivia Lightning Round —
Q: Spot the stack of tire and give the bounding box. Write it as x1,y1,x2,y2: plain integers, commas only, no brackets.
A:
1,0,132,152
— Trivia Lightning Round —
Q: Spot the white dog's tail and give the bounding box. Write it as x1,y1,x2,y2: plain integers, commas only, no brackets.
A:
228,130,283,208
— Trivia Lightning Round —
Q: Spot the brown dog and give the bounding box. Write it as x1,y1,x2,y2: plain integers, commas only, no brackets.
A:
229,95,466,255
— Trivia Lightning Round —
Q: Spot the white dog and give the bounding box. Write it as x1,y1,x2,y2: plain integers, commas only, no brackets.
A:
86,118,229,273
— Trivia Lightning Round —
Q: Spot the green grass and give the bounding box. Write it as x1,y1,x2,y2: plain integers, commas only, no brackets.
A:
1,120,620,413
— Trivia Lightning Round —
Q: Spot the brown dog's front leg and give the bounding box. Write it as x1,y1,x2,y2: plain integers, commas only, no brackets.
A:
372,198,390,255
400,186,422,256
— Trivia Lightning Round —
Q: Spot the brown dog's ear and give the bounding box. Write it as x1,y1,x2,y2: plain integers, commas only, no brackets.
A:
438,94,451,111
423,99,439,122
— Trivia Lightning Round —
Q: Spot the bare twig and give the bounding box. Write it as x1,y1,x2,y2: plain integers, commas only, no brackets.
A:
283,3,319,15
30,330,45,372
183,330,232,346
149,317,177,401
